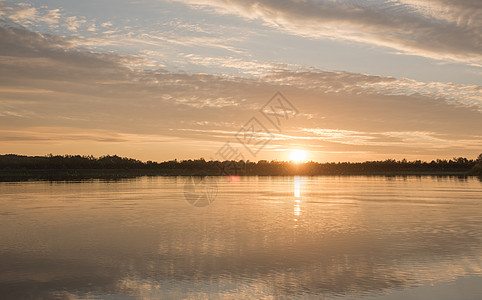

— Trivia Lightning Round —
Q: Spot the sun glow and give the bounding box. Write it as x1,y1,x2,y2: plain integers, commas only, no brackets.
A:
289,150,308,163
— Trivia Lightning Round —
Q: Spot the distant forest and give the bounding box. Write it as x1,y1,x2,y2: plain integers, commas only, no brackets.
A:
1,154,481,179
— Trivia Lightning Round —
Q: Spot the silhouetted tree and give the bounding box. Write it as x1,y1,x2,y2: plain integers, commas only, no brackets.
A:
0,153,480,176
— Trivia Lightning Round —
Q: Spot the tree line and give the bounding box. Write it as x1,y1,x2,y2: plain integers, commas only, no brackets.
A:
1,153,481,176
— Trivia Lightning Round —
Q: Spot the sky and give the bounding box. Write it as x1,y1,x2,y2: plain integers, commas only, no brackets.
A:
0,0,481,162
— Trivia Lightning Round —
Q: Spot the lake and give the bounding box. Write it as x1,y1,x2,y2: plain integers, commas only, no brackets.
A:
1,176,481,299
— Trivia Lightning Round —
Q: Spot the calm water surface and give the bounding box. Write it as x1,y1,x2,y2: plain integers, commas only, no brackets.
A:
1,176,481,299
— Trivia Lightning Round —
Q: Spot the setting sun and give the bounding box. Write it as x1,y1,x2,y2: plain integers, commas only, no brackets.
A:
289,150,308,162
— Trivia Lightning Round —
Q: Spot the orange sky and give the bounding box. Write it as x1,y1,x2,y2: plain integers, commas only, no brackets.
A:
0,1,481,162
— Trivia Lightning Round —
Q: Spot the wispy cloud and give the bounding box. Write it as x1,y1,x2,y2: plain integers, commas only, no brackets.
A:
0,2,94,33
3,3,37,24
0,21,480,161
173,0,482,65
261,70,482,109
303,128,482,149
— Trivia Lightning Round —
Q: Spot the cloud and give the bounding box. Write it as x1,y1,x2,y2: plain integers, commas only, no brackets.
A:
173,0,482,65
0,22,480,161
301,128,482,150
261,70,482,109
87,23,96,32
398,0,482,25
0,3,92,33
64,16,86,32
3,3,37,24
179,53,288,76
38,8,61,25
1,3,61,26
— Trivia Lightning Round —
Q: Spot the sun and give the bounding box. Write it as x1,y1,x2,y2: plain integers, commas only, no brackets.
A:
289,150,308,163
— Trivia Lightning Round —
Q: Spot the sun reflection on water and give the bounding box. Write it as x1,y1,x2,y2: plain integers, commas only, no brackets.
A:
294,176,301,198
294,176,302,222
